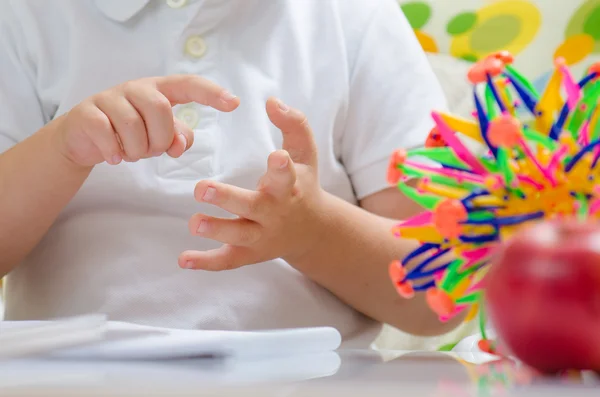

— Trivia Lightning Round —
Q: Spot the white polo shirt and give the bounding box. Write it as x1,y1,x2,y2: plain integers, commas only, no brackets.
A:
0,0,445,347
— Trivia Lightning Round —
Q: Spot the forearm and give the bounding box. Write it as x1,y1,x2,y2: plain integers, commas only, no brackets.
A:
0,117,92,275
291,192,464,336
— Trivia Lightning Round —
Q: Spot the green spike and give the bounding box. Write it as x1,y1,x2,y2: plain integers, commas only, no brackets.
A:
408,147,469,169
506,65,539,98
592,107,600,142
455,292,480,305
576,193,588,221
496,147,515,186
468,211,496,222
397,181,442,210
479,156,499,173
566,80,600,138
485,84,498,119
523,126,558,150
400,165,483,191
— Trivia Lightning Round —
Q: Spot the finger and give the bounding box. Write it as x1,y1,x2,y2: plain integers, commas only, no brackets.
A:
124,84,174,156
78,104,123,165
94,94,148,161
188,214,262,246
166,117,195,158
258,150,296,199
153,75,240,112
265,97,318,167
179,245,258,271
194,180,264,220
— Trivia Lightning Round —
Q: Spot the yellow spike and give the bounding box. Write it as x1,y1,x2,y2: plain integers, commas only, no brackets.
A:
419,181,469,200
497,79,515,115
439,113,484,143
535,68,563,134
464,303,479,322
471,195,505,207
393,225,444,242
590,106,600,140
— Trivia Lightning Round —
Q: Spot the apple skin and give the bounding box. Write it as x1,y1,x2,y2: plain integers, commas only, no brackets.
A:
485,219,600,373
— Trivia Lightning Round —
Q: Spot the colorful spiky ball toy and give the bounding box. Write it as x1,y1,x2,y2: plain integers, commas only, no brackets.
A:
387,51,600,354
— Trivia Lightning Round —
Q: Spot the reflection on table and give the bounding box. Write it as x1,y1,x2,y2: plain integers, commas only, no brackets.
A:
0,349,598,396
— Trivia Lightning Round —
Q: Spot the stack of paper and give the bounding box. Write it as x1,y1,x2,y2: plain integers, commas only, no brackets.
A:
0,315,342,361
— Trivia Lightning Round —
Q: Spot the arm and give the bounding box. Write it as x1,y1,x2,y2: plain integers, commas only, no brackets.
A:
0,75,239,277
179,0,461,335
0,120,92,276
293,187,463,336
0,5,87,276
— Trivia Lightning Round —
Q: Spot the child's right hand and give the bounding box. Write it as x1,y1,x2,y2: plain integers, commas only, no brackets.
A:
53,75,240,167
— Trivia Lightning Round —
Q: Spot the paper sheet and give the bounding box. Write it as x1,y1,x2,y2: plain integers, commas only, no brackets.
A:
0,319,342,360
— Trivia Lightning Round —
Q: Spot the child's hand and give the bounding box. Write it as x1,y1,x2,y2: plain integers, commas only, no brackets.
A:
54,75,239,167
179,97,328,270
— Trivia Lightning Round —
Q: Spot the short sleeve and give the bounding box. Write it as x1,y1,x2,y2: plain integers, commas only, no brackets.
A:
341,0,447,200
0,2,47,153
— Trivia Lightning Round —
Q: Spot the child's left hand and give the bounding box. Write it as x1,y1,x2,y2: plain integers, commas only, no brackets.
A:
179,97,329,271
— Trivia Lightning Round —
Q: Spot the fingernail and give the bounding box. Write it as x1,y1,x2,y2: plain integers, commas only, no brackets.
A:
111,154,122,165
152,151,162,157
179,133,188,149
277,99,289,113
221,91,237,103
203,187,216,202
197,219,208,233
184,261,195,269
279,156,289,169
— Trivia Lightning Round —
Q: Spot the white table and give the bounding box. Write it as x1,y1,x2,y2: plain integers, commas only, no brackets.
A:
0,350,598,396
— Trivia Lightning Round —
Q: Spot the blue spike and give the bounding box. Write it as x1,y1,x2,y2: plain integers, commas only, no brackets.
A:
406,260,453,280
412,248,451,275
579,72,598,88
474,89,497,157
401,243,439,266
462,211,544,226
505,74,538,114
565,139,600,172
412,280,436,292
486,74,506,113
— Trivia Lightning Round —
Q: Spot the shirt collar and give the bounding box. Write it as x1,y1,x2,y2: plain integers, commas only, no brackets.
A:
93,0,151,22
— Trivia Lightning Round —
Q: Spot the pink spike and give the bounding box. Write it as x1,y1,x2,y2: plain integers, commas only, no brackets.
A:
548,145,570,171
431,112,489,175
558,62,582,110
439,305,467,322
579,121,590,146
466,280,485,293
518,137,556,185
404,161,486,184
589,199,600,215
462,247,493,261
397,211,433,227
516,175,545,190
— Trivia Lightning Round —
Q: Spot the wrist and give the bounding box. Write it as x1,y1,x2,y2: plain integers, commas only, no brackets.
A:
43,115,94,174
283,189,339,272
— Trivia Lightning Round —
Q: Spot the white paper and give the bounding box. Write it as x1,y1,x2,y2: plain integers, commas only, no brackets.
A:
0,319,342,360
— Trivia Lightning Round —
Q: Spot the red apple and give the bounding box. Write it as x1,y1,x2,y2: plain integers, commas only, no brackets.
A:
485,219,600,373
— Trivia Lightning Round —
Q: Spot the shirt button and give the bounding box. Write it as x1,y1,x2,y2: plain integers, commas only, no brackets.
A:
166,0,187,8
184,35,207,58
176,107,199,129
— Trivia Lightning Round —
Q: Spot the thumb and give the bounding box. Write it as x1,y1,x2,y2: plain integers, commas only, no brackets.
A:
266,97,318,167
258,150,296,199
167,117,195,158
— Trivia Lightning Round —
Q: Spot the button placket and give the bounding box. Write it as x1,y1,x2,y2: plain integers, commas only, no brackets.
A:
158,6,224,180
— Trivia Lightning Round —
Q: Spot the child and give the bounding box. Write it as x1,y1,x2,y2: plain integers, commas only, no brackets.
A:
0,0,458,347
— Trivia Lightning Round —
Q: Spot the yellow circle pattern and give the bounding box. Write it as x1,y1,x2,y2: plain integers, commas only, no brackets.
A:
450,0,541,61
